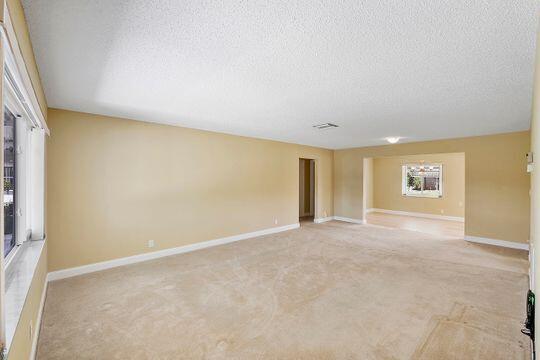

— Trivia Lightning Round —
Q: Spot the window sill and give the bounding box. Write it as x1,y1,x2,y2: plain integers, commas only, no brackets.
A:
4,243,22,270
402,194,442,199
4,239,45,351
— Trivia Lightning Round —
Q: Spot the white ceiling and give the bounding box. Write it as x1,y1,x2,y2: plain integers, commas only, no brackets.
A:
22,0,539,149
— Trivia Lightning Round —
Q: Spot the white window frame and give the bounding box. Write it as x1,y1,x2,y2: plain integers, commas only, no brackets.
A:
3,81,40,259
402,163,443,198
0,4,49,356
3,94,26,269
1,5,47,248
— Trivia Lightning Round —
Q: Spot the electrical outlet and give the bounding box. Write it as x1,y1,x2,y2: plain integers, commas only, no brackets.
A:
440,209,444,214
148,240,155,248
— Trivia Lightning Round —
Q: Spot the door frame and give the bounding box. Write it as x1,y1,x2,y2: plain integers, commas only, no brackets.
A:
299,157,317,221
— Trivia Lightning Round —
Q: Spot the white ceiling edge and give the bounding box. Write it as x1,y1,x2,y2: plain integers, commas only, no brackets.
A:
51,104,530,151
23,0,539,149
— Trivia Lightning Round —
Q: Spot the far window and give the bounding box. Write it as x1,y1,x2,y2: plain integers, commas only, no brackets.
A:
402,164,442,198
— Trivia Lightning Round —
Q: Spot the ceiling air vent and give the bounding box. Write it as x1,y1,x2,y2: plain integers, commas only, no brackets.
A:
313,123,339,130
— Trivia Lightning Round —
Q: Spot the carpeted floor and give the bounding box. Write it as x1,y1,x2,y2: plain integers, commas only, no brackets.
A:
37,221,530,359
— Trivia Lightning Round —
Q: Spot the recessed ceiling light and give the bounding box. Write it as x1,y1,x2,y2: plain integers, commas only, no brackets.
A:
386,137,400,144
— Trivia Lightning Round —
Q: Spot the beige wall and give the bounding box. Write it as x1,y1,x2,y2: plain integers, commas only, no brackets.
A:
362,158,373,210
46,109,334,271
7,243,47,359
334,131,530,244
371,153,465,218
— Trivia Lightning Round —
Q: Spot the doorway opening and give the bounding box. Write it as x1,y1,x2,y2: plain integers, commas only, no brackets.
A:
299,158,315,224
362,153,465,238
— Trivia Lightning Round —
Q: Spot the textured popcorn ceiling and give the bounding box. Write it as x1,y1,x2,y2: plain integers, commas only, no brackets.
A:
22,0,538,149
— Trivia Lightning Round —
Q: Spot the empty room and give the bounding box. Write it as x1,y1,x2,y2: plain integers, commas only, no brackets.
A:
1,0,540,359
364,153,465,238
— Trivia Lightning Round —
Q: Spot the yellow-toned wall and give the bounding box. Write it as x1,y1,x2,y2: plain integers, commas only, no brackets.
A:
334,131,530,244
46,108,334,271
362,158,374,210
372,153,465,218
7,243,47,360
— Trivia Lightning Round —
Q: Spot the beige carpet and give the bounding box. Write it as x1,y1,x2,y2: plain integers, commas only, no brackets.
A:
37,221,530,359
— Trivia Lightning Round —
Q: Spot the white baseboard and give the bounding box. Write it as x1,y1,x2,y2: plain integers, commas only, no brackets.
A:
47,223,300,281
368,208,464,222
464,235,529,251
30,279,48,360
314,217,333,223
333,216,365,224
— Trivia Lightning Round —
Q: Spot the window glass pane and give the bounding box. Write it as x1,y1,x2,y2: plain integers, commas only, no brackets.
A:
4,108,16,257
405,166,422,194
407,174,422,191
424,177,439,190
403,164,442,198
